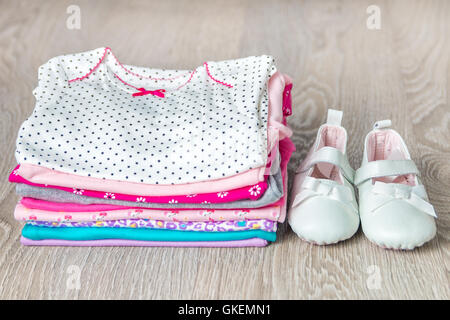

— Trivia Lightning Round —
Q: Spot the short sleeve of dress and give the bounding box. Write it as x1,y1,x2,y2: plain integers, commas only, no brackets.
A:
32,57,67,104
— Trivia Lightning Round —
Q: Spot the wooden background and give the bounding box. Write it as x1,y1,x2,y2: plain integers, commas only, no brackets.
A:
0,0,448,299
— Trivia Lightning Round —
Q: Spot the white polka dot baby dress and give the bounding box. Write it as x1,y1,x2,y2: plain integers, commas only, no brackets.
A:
16,47,277,185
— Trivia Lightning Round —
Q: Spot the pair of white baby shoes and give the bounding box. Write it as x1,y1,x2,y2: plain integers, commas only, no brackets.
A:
288,109,437,250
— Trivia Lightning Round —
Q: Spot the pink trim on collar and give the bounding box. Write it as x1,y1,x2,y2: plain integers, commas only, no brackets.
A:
204,62,233,88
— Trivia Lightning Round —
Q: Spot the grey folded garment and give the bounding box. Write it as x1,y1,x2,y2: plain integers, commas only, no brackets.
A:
16,167,284,209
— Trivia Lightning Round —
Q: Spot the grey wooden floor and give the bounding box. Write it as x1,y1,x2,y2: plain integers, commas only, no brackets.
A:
0,0,448,299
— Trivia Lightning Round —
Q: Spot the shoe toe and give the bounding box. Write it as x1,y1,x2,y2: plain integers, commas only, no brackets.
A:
288,198,359,245
361,201,436,250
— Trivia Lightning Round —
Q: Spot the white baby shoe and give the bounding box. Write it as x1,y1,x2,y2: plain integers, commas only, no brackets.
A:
288,109,360,245
355,120,437,250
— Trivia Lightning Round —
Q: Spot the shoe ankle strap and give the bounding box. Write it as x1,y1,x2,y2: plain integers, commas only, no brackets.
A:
297,146,355,184
354,159,419,186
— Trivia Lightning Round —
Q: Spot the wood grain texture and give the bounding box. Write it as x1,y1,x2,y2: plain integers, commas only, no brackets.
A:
0,0,448,299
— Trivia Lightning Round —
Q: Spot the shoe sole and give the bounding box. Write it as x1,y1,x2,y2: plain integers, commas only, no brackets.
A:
298,234,355,246
365,235,434,251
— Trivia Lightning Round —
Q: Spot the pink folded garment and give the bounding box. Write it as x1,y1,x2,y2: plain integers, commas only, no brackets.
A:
12,73,293,197
269,137,294,222
19,197,281,213
20,197,144,212
10,168,269,204
268,72,293,139
20,236,269,247
14,203,282,222
14,163,266,196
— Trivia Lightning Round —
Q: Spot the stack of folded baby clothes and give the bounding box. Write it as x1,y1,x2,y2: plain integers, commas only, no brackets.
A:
8,47,294,247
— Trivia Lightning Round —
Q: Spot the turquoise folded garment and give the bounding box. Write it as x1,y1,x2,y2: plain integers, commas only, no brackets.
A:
22,224,277,242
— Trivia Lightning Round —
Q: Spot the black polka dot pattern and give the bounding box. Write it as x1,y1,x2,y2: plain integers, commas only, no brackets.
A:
16,48,277,185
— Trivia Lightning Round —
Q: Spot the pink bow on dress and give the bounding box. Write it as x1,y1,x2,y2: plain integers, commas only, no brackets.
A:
132,88,166,98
